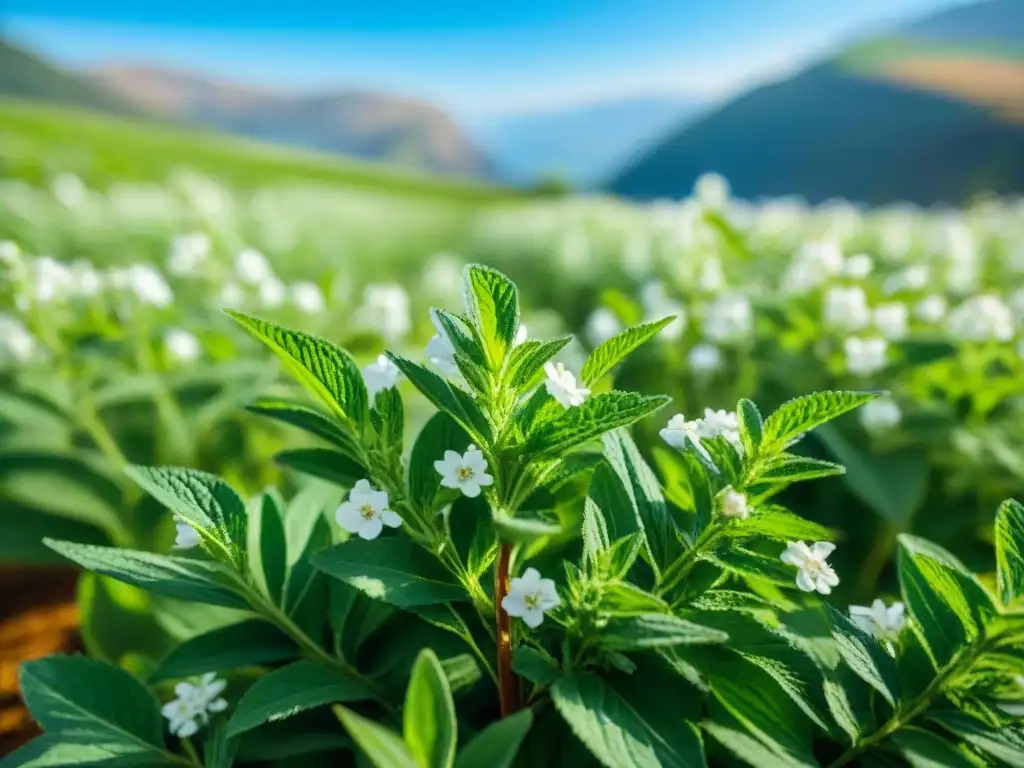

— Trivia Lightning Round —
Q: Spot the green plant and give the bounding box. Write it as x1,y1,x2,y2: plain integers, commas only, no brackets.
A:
6,264,1024,768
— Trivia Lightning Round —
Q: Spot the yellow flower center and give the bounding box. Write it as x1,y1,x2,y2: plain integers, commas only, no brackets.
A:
524,593,540,610
457,465,474,481
360,503,376,520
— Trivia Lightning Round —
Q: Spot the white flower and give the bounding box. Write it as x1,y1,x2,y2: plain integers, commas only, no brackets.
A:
173,515,200,549
426,309,458,376
434,446,494,499
883,265,929,295
0,316,36,363
543,362,590,408
640,280,686,341
290,282,325,314
873,302,908,340
694,172,729,210
165,329,202,364
514,323,528,346
860,398,901,434
358,283,412,341
688,343,722,374
219,282,245,309
500,567,560,628
660,414,712,462
914,295,947,324
780,541,840,595
422,252,463,297
53,173,86,208
783,240,843,294
71,261,103,299
698,258,725,293
850,599,905,642
259,276,286,309
335,479,402,540
161,672,228,738
32,256,74,303
824,286,870,331
235,248,273,284
128,264,173,308
844,337,888,377
720,487,749,520
699,408,743,453
168,233,210,276
946,295,1014,342
584,308,622,347
0,240,21,267
704,293,752,343
362,354,401,400
842,253,874,279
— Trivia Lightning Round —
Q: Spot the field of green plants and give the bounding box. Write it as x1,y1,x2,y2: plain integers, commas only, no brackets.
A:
3,102,1024,767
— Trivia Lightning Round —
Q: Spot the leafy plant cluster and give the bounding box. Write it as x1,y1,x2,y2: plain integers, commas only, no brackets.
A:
6,265,1024,768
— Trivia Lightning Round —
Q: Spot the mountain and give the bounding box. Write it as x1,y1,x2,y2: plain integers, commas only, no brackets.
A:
0,40,139,116
474,96,702,187
86,66,491,179
609,0,1024,205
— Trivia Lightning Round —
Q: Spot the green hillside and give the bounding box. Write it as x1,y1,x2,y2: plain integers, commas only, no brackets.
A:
0,97,522,203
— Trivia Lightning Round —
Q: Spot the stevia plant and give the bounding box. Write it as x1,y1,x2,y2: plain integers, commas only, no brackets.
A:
6,264,1024,768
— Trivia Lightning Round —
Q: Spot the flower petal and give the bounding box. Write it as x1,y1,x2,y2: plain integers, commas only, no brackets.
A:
475,472,494,487
522,607,545,628
795,569,816,592
810,541,836,559
460,481,481,498
335,502,363,533
357,516,383,540
501,594,525,617
381,510,402,528
780,541,811,566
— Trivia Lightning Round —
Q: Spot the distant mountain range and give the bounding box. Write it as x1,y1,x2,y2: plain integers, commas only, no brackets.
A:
609,0,1024,205
473,97,702,187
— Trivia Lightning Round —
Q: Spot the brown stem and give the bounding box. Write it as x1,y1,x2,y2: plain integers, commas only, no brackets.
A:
495,541,520,717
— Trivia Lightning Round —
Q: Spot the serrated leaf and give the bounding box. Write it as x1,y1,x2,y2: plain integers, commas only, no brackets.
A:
387,353,492,443
888,726,977,768
493,512,562,543
245,398,361,455
125,465,247,567
825,606,900,706
404,650,457,768
246,489,287,603
454,709,533,768
337,707,418,768
507,337,573,390
227,311,368,428
737,399,764,458
312,538,466,607
995,498,1024,607
581,317,673,386
274,448,368,488
582,496,611,567
757,455,845,484
526,392,670,458
710,547,798,587
150,620,298,681
512,647,561,687
598,614,727,651
762,391,879,453
227,660,373,737
599,582,671,616
931,712,1024,767
733,506,833,543
462,264,520,367
551,674,704,768
371,387,405,451
44,539,246,608
432,308,488,368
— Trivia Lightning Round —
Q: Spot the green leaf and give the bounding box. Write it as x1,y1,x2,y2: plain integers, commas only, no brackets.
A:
203,721,239,768
226,660,374,737
598,614,727,651
512,647,561,687
507,337,573,390
825,606,900,706
462,264,520,367
582,496,611,567
245,397,360,455
581,317,673,386
44,539,246,608
931,712,1024,767
312,538,466,607
888,726,978,768
409,413,471,511
246,490,287,604
704,717,810,768
599,583,671,616
601,533,646,581
737,399,764,458
762,391,879,453
227,311,368,428
431,309,488,368
551,674,704,768
526,392,671,459
275,448,368,488
372,387,405,451
17,656,170,764
601,429,683,576
337,707,419,768
124,466,247,567
756,455,845,484
150,620,298,681
0,503,108,564
387,353,492,443
0,732,180,767
733,506,834,543
710,547,798,587
492,512,562,543
995,498,1024,606
454,709,533,768
404,650,457,768
897,535,995,667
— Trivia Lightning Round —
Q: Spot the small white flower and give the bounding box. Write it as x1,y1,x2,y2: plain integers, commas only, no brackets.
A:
514,323,528,346
434,446,494,499
422,252,463,297
914,295,947,324
168,233,211,276
32,256,74,303
720,487,749,520
660,414,712,462
290,282,325,314
235,248,273,284
842,253,874,279
824,286,870,331
259,276,286,309
694,172,729,211
640,280,686,341
883,265,929,295
688,343,722,374
849,599,905,642
781,541,840,595
359,283,412,341
698,258,726,293
0,240,21,267
362,354,401,399
161,672,228,738
543,362,590,408
335,480,402,540
501,567,560,628
53,173,86,208
128,264,173,308
699,408,743,453
219,282,245,309
844,337,888,377
0,316,37,363
873,302,908,340
946,294,1014,342
426,309,458,375
173,515,199,549
704,293,752,343
165,329,202,364
860,398,901,434
584,308,622,347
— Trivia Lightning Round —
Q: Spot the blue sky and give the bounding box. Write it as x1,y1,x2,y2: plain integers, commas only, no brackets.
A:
4,0,974,124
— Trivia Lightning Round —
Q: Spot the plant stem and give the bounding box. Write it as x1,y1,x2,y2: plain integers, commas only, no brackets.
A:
658,524,723,597
179,737,202,766
495,541,520,717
